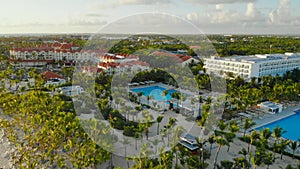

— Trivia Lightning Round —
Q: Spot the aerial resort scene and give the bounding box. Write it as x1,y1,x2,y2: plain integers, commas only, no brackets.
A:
1,0,300,169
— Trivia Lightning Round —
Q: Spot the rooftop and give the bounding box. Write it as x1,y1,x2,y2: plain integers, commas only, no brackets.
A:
207,53,300,64
42,71,64,80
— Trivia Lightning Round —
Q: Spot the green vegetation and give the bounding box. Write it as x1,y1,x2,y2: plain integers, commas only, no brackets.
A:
1,34,300,168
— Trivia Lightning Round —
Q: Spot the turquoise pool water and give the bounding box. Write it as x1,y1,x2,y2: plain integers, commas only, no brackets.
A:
130,85,188,102
256,110,300,141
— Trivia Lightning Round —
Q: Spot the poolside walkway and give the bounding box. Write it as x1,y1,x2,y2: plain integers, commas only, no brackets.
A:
250,104,300,158
252,104,300,129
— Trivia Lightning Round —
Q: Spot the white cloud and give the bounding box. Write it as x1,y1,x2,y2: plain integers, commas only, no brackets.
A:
216,4,225,11
186,12,199,21
269,0,291,24
99,13,202,34
85,13,106,17
118,0,170,5
211,9,240,23
185,0,256,4
92,0,171,10
246,2,257,18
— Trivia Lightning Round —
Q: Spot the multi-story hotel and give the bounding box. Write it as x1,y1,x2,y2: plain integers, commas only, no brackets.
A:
10,41,196,76
9,41,96,66
9,41,150,74
204,53,300,79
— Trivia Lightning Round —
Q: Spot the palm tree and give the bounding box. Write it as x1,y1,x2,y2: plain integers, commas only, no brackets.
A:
151,139,160,154
277,139,290,160
165,118,177,145
271,127,284,159
162,90,168,97
213,136,227,169
273,126,286,145
208,135,215,154
171,92,181,109
217,120,227,133
261,128,272,147
137,92,143,103
233,156,250,169
220,160,233,169
196,137,206,169
243,118,256,137
146,95,153,106
261,128,272,140
156,116,164,135
248,131,260,163
138,123,146,142
264,151,275,169
238,148,248,159
251,149,264,169
225,132,235,152
228,120,240,134
289,140,298,159
134,133,140,150
162,90,169,108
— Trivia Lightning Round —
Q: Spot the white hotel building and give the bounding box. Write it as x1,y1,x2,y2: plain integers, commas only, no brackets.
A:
204,53,300,79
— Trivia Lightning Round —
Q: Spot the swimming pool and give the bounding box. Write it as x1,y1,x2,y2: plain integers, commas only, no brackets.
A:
256,110,300,141
130,85,189,102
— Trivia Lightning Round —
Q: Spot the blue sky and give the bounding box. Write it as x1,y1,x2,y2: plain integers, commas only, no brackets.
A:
0,0,300,34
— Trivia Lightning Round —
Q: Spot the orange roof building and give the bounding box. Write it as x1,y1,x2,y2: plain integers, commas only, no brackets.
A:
42,71,64,80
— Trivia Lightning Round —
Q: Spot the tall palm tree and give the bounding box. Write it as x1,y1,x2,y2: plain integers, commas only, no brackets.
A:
261,128,272,147
290,141,298,159
208,135,215,154
271,127,285,159
171,92,181,109
217,120,227,133
225,132,235,152
213,136,227,169
162,90,168,97
251,149,264,169
233,156,250,169
196,137,207,169
264,151,275,169
146,95,153,106
238,148,248,159
137,92,143,103
277,139,290,160
228,120,240,134
243,118,256,137
248,131,260,162
162,90,169,108
151,139,160,154
273,126,286,145
156,116,164,135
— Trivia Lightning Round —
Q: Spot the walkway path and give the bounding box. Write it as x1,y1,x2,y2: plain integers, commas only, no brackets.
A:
252,105,300,129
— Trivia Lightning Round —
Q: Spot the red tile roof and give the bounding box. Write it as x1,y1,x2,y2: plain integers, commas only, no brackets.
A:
150,51,193,63
60,43,73,50
189,46,201,49
42,71,64,80
82,66,102,73
98,62,120,69
52,42,61,48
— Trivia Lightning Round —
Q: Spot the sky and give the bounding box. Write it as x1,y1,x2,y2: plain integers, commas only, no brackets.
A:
0,0,300,35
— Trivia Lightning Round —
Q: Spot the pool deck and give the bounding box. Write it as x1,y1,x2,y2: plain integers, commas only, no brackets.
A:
252,104,300,130
130,83,200,111
130,82,199,96
249,104,300,157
